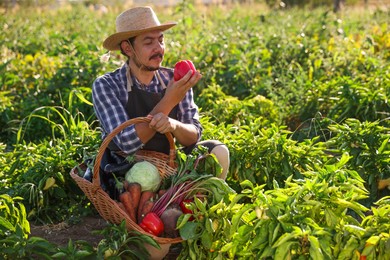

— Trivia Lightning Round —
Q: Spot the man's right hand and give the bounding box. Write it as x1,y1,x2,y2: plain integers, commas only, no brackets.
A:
163,69,202,108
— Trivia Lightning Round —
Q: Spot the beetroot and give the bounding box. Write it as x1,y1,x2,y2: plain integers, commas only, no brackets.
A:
160,203,183,238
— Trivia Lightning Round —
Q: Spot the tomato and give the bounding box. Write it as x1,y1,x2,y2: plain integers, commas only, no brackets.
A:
174,60,196,81
139,212,164,236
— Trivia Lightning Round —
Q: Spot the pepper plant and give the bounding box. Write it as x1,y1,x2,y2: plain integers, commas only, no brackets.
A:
325,119,390,205
177,153,390,259
0,194,56,259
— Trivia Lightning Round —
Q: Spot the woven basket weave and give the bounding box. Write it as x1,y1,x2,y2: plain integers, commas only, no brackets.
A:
70,117,183,244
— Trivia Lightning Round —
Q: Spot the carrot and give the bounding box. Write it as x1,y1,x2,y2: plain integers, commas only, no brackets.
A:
119,191,136,222
137,191,155,223
127,182,142,215
138,200,155,224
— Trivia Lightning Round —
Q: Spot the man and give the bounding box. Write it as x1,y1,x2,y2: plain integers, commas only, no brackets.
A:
92,6,229,180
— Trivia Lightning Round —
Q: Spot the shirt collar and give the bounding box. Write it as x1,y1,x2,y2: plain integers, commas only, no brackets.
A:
124,63,164,91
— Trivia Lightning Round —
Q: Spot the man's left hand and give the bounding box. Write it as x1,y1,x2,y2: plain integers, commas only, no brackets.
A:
147,113,176,134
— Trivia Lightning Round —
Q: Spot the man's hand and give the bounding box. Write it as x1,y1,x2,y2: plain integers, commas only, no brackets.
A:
147,113,176,134
149,69,202,116
165,70,202,106
146,114,198,147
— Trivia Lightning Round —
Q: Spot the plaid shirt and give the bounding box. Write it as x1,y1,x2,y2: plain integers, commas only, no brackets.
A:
92,63,202,154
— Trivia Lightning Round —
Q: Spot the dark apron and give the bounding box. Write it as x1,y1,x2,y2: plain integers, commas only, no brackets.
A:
108,67,178,155
125,86,178,154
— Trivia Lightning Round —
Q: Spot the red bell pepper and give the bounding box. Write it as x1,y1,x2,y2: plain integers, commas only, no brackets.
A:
180,199,194,221
174,60,196,81
139,212,164,236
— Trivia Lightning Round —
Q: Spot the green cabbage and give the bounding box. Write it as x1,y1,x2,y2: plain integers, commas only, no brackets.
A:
125,161,161,192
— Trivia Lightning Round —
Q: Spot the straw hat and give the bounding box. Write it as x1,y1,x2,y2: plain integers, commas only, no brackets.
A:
103,6,177,51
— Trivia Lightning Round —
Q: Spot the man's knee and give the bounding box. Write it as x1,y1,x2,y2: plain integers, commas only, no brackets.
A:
209,143,230,180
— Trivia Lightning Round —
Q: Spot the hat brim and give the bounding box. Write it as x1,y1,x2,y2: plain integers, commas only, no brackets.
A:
103,22,177,51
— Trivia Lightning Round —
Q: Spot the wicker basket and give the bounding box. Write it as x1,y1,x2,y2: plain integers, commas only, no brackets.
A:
70,117,183,245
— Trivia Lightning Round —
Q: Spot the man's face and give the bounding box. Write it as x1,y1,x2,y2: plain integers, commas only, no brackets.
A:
130,30,165,71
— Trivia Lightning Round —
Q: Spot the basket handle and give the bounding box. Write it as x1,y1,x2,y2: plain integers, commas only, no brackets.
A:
92,117,176,189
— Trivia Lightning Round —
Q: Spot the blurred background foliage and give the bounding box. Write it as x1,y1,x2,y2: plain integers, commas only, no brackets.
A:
0,0,389,224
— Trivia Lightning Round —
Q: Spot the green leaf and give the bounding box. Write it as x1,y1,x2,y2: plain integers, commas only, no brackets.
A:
308,235,324,260
179,221,203,240
73,89,93,106
240,180,254,190
251,221,269,249
272,232,296,248
230,204,252,237
378,137,389,154
259,245,274,259
51,252,67,258
337,236,359,259
219,242,234,253
237,224,252,243
319,237,334,259
177,213,194,230
137,234,160,249
334,198,368,216
274,241,295,260
344,225,366,237
194,197,207,212
200,231,212,248
361,244,376,258
336,152,351,168
0,216,15,233
205,218,213,234
75,250,93,257
271,223,281,244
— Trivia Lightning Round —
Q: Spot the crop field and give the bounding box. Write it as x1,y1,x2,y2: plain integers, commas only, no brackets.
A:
1,0,389,259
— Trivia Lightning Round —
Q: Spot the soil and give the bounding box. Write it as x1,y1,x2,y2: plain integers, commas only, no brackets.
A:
29,214,181,259
30,214,108,248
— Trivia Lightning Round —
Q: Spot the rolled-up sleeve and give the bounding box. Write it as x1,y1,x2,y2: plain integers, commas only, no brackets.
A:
177,88,203,142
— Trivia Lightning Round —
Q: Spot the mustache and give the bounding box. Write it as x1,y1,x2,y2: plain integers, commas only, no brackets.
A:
149,53,163,60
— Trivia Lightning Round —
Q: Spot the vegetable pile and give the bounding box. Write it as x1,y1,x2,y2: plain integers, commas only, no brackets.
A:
112,148,234,239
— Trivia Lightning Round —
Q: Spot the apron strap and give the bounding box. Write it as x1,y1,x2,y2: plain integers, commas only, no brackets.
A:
126,64,133,92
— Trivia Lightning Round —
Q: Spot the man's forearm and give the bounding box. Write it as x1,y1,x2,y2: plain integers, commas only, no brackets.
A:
171,120,198,147
134,97,174,144
134,123,156,144
149,97,175,116
134,84,198,146
135,118,198,147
